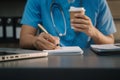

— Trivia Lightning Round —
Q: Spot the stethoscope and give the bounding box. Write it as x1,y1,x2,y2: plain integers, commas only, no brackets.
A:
50,0,83,37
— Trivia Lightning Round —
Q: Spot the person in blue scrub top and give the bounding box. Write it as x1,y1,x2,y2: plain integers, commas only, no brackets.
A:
20,0,116,50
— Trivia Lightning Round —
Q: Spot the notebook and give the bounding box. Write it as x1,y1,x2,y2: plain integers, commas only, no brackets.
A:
90,43,120,55
0,48,48,62
44,46,83,55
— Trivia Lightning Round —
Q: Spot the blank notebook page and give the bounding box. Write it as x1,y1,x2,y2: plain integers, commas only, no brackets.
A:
44,46,83,55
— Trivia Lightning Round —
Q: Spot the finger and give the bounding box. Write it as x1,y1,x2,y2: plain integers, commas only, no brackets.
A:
37,37,57,50
71,23,88,29
40,32,56,44
54,37,60,45
71,18,89,25
74,14,89,20
38,32,61,50
73,27,84,32
55,46,61,49
42,38,57,49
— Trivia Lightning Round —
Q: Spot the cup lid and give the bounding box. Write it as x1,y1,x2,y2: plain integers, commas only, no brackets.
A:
69,6,86,12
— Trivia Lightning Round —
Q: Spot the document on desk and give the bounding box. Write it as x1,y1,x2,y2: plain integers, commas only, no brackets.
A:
44,46,83,55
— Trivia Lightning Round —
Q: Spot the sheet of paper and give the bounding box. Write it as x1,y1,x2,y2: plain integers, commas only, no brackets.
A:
44,46,83,55
91,43,120,50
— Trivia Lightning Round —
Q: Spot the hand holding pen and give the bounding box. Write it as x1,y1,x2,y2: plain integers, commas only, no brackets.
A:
33,24,60,50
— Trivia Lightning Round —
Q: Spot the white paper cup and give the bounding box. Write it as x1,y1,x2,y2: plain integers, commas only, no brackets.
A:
69,6,86,29
69,6,86,19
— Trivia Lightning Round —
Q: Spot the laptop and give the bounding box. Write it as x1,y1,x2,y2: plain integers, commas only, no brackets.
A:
0,48,48,62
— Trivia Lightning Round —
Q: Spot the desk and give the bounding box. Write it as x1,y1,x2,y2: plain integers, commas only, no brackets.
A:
0,49,120,80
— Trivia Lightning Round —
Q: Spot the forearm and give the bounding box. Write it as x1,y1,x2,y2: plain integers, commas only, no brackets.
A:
19,25,38,49
91,27,114,44
20,34,37,49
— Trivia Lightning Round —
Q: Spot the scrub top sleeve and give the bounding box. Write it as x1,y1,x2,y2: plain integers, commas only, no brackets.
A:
21,0,42,29
96,0,116,35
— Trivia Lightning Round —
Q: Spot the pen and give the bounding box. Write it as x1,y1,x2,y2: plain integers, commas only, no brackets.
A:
38,24,48,34
38,24,63,46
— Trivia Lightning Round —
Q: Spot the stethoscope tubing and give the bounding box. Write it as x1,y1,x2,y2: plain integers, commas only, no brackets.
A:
50,0,83,37
50,0,67,37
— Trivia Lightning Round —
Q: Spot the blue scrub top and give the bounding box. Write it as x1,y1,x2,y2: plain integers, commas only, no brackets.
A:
21,0,116,48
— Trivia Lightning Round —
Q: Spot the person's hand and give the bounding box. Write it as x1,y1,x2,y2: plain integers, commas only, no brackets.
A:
33,32,60,50
71,13,95,37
